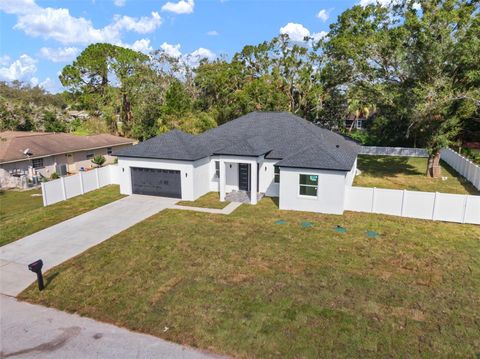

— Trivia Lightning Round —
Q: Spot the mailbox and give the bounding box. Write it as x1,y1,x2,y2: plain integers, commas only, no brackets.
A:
28,259,44,291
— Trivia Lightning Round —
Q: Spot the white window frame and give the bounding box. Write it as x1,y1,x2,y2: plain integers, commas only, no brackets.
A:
214,161,220,178
298,173,318,198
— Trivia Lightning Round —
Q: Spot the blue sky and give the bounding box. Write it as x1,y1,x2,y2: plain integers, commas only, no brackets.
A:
0,0,362,93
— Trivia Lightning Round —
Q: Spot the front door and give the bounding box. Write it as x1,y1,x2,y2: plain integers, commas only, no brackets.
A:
238,163,250,191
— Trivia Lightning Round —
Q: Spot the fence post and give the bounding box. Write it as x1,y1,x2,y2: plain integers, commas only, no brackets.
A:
432,192,438,220
95,168,100,189
60,177,67,200
41,182,47,206
79,172,84,194
462,195,469,224
400,190,406,217
371,187,376,213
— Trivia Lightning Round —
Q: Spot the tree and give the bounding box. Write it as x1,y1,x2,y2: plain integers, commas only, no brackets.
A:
323,0,480,177
60,44,149,136
91,155,106,167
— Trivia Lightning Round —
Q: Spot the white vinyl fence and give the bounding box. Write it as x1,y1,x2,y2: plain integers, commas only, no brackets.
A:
345,186,480,225
41,165,121,206
440,148,480,190
361,146,428,157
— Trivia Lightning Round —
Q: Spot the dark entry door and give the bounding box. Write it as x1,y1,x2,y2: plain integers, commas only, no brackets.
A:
238,163,250,191
131,167,181,198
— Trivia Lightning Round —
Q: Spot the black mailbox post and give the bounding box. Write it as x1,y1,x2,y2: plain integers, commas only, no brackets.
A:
28,259,44,291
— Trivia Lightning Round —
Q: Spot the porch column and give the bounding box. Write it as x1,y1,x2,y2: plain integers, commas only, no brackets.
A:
219,160,226,202
250,161,257,205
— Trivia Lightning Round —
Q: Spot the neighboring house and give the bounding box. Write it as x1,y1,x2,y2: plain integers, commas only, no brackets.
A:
0,131,135,181
116,112,359,215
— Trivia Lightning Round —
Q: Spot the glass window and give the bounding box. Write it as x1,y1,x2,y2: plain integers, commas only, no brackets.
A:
274,166,280,183
31,158,44,169
215,161,220,178
86,153,94,159
107,147,113,155
299,174,318,197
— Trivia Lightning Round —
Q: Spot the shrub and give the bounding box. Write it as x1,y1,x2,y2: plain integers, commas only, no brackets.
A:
91,155,106,167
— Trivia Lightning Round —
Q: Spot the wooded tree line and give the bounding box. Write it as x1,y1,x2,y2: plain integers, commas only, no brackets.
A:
1,0,478,176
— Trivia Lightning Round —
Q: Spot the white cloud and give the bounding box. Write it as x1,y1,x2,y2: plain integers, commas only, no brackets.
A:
2,0,162,45
161,0,194,14
316,9,329,22
311,31,327,42
110,12,161,34
0,54,37,82
186,47,215,67
279,22,326,44
113,0,126,7
39,47,79,62
279,23,311,42
206,30,219,36
160,42,182,57
128,39,153,53
159,42,215,67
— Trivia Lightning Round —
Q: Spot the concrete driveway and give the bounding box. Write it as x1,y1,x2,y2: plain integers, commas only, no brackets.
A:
0,295,222,359
0,195,177,297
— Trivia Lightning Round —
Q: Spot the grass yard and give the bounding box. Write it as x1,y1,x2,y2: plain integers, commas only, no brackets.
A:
20,198,480,358
354,155,479,194
0,185,124,246
177,192,228,209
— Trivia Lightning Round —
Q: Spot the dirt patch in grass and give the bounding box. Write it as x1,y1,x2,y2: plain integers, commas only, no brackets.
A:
354,155,479,194
0,185,124,246
19,198,480,358
177,192,228,209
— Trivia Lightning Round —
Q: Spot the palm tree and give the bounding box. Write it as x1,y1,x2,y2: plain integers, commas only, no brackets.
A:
346,99,375,132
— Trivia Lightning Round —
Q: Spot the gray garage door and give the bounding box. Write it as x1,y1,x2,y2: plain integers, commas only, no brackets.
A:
131,167,181,198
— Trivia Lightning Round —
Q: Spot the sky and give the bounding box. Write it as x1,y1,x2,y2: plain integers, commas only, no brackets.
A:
0,0,372,93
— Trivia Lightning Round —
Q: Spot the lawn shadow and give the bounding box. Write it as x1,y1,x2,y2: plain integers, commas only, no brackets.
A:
440,160,480,195
357,155,422,177
44,272,60,288
268,197,280,208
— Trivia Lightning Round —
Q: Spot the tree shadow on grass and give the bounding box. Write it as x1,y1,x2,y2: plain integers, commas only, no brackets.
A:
357,156,422,177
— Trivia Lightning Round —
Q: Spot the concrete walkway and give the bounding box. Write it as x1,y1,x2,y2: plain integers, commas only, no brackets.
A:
0,295,222,359
0,195,177,297
172,202,242,215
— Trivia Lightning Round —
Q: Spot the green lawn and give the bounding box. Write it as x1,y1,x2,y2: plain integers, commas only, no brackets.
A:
0,185,124,246
177,192,228,209
354,155,479,194
20,198,480,358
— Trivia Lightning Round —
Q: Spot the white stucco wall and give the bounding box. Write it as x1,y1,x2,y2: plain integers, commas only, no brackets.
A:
193,157,211,199
259,159,279,196
278,167,348,214
117,157,195,200
345,157,357,186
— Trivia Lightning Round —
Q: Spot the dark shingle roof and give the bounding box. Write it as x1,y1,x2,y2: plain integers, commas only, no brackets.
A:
116,112,360,171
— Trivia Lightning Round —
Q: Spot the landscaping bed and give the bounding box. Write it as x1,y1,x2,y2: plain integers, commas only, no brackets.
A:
177,192,228,209
19,197,480,358
354,155,479,194
0,185,124,246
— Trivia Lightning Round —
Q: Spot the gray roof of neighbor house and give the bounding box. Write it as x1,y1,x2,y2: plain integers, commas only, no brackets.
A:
0,131,135,164
115,112,360,171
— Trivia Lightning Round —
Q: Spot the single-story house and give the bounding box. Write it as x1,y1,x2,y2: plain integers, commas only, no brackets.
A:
0,131,135,180
116,112,360,214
